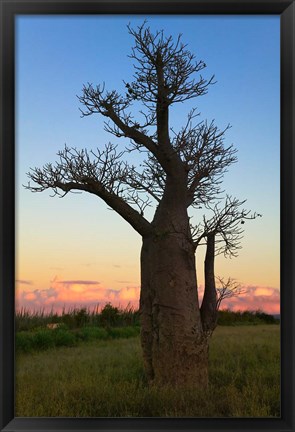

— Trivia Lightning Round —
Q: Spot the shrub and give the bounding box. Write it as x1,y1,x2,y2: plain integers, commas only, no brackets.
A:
255,311,277,324
74,308,90,327
100,303,121,327
32,330,55,351
108,326,140,339
77,327,109,341
53,329,76,347
15,331,34,353
217,310,277,326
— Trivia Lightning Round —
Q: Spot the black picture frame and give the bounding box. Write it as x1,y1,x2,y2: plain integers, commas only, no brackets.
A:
0,0,294,431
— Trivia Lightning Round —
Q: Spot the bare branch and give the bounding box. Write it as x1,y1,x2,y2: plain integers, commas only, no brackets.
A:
78,83,176,172
170,118,238,207
127,22,215,107
24,145,153,237
193,196,262,257
215,276,247,311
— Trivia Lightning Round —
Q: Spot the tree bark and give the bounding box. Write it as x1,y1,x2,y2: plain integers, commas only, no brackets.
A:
139,178,209,388
140,234,208,388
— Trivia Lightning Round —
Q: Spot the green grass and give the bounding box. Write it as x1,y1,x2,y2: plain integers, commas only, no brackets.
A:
16,325,140,353
15,325,280,417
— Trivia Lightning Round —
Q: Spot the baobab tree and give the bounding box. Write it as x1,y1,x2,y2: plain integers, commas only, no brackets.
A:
26,23,259,388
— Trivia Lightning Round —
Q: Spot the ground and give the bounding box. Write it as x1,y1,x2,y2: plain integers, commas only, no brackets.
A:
15,325,280,417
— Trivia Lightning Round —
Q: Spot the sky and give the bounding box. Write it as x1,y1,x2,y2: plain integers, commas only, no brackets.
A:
15,15,280,314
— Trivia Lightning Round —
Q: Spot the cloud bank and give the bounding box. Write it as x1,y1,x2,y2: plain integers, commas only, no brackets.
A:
16,277,140,313
219,285,280,314
16,278,280,314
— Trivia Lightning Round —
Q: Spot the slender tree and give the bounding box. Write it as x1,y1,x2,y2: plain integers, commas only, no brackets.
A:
26,23,259,388
193,196,261,335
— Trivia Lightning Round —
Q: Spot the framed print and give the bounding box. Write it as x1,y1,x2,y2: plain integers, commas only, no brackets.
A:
0,0,294,431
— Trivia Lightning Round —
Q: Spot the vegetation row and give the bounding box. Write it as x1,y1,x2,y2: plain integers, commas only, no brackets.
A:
16,302,279,332
15,303,279,353
16,325,140,353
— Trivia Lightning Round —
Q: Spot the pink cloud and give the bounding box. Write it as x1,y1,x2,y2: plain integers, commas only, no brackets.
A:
16,277,140,313
24,292,37,301
196,284,279,314
218,285,280,314
16,277,279,315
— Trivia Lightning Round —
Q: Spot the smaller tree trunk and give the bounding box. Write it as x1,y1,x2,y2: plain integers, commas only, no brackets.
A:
200,233,217,333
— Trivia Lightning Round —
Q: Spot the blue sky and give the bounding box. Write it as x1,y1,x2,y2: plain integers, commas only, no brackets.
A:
15,15,280,312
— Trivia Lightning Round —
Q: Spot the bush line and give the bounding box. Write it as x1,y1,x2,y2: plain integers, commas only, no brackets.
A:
16,325,140,353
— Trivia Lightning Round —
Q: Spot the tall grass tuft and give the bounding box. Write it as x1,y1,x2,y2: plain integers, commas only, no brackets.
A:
15,303,140,332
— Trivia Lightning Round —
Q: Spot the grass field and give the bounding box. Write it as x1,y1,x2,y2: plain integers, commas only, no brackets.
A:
15,325,280,417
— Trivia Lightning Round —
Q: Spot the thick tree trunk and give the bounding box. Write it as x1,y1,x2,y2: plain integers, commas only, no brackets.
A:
139,173,209,388
139,233,208,388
